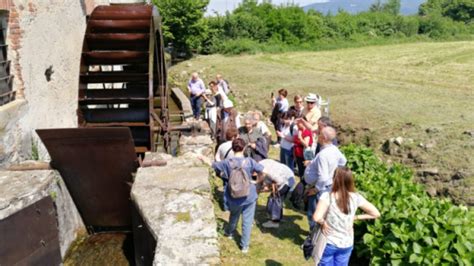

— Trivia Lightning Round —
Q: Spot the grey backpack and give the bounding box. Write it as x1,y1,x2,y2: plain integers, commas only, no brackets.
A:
228,158,250,198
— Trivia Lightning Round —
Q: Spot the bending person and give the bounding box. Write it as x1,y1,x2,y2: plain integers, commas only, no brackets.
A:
313,167,380,265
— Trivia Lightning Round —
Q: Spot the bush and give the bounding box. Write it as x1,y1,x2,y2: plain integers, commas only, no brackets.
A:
342,144,474,265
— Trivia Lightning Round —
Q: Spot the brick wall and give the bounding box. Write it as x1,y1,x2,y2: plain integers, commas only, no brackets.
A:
7,1,24,99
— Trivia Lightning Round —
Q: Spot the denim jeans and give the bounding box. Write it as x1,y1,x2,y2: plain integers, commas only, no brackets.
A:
319,243,353,266
190,95,203,119
307,185,332,230
225,200,257,249
280,147,294,172
295,157,305,178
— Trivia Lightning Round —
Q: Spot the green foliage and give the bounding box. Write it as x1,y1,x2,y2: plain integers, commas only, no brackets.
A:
31,137,39,161
198,1,473,55
341,144,474,264
420,0,474,23
153,0,209,57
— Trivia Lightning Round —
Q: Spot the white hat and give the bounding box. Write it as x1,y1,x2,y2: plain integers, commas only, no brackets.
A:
304,93,319,103
223,99,234,108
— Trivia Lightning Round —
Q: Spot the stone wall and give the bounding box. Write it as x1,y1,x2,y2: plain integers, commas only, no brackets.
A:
131,133,220,265
0,0,108,165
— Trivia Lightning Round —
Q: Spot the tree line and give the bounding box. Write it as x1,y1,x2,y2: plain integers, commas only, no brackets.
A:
154,0,474,56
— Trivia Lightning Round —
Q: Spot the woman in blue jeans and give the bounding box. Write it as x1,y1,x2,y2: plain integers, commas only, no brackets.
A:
212,138,265,254
313,167,381,265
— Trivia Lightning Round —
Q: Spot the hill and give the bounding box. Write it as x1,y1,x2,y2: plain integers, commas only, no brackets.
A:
303,0,426,15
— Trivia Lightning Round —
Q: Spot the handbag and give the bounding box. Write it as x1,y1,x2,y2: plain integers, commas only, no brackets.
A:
266,184,283,221
301,195,330,262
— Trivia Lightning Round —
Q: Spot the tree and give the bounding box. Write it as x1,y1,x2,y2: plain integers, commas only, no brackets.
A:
153,0,210,57
370,0,401,15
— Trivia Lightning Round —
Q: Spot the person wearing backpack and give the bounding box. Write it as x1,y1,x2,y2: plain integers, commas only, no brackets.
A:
212,138,265,254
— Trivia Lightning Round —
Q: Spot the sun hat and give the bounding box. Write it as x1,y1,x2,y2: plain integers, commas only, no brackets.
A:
304,93,319,103
223,99,234,108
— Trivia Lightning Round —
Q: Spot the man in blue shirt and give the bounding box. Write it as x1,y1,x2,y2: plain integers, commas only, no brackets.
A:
187,72,206,119
212,138,265,254
304,126,347,229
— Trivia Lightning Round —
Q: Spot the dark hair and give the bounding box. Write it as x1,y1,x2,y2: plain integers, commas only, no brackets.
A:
225,127,238,141
208,81,217,86
232,138,246,152
331,167,356,214
280,111,291,120
294,95,303,102
318,116,333,127
278,89,288,97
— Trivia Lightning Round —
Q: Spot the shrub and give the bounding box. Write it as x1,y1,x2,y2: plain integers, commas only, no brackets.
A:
342,144,474,265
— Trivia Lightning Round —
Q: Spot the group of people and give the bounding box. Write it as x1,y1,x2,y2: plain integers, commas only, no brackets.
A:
190,72,380,265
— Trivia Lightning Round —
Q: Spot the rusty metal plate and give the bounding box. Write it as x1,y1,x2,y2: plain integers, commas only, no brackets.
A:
132,202,156,266
36,128,138,231
0,196,61,265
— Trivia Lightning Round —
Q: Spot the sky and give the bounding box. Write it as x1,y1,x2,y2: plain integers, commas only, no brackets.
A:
206,0,328,16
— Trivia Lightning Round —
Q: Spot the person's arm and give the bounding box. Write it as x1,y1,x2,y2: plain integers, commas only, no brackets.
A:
302,136,310,148
338,153,347,166
187,82,192,93
215,146,223,162
355,199,381,221
304,160,317,185
313,194,331,235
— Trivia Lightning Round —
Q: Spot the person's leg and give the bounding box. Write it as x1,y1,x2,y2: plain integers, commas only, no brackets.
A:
279,147,286,164
306,194,317,229
334,245,353,266
287,148,294,173
240,200,257,249
296,157,305,178
190,96,198,118
223,181,229,211
195,96,203,119
225,203,243,236
319,243,337,266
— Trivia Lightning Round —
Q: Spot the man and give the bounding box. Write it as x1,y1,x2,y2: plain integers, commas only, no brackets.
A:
289,95,305,118
258,159,295,228
216,99,240,146
304,126,347,229
187,72,206,120
215,127,238,162
302,93,321,132
298,116,339,155
216,74,230,95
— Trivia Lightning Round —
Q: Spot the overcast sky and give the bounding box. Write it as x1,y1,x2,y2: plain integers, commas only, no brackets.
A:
206,0,329,15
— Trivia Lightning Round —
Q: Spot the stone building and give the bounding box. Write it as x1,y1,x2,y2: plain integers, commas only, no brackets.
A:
0,0,147,166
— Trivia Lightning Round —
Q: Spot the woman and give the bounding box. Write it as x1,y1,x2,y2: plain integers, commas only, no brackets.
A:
313,167,381,265
203,81,223,138
276,111,294,172
293,118,312,177
212,138,265,254
239,114,267,161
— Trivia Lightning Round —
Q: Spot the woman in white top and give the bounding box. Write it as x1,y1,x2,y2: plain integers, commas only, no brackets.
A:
313,167,381,265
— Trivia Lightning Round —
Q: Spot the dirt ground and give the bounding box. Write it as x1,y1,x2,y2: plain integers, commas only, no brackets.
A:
169,41,474,205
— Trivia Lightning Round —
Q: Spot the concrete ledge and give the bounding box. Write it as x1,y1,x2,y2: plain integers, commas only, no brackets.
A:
131,152,219,265
0,169,85,258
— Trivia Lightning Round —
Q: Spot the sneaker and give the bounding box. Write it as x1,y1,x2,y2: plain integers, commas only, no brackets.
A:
262,220,280,228
241,247,249,254
223,232,233,240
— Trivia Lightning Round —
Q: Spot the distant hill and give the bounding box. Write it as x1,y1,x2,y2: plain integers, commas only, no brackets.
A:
303,0,426,15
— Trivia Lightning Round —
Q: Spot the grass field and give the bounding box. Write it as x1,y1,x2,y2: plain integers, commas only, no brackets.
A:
170,41,474,205
169,41,473,264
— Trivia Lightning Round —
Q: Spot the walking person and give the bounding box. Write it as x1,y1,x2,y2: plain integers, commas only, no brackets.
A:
271,89,289,143
212,138,266,254
313,167,381,265
216,99,240,146
304,126,347,229
187,72,206,120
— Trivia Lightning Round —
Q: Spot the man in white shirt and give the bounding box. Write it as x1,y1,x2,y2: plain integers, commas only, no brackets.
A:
304,126,347,229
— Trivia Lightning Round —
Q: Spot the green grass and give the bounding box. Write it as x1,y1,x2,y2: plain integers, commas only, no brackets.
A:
211,172,313,266
170,41,474,205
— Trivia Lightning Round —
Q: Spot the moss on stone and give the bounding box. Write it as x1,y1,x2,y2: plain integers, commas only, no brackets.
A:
175,212,191,223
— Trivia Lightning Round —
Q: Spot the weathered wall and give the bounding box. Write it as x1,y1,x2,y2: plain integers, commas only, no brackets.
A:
0,0,108,165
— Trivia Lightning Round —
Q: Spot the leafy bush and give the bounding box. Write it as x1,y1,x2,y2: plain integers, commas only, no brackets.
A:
342,144,474,265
